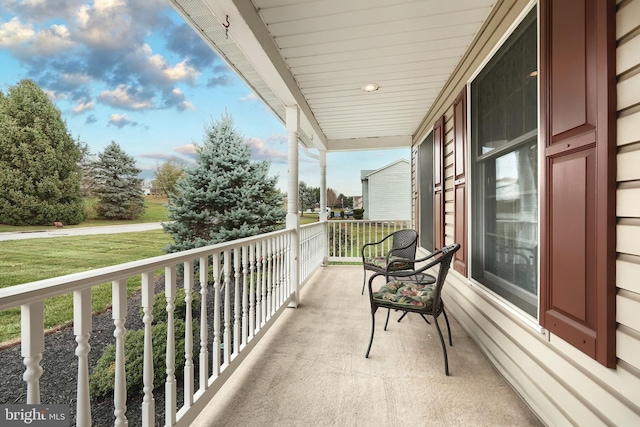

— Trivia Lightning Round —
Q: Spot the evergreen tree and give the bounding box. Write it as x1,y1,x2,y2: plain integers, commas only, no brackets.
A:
0,79,85,225
163,113,286,252
299,181,318,215
92,141,145,220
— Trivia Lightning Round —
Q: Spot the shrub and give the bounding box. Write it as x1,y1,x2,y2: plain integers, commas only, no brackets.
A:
353,208,365,220
89,319,194,397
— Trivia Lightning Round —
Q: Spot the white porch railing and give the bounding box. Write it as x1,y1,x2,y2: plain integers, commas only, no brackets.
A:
0,219,412,426
0,227,326,427
326,219,412,262
299,222,326,285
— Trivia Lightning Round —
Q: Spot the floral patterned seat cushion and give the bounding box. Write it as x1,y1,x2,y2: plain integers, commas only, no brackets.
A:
364,255,412,271
372,280,435,310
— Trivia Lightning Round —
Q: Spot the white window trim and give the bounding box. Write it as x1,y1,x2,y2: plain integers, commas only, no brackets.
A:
464,0,542,328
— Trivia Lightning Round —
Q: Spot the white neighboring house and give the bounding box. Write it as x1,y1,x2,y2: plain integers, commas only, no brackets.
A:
361,159,410,220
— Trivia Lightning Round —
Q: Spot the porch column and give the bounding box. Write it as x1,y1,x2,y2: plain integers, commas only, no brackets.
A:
320,150,327,221
319,150,328,265
286,106,300,307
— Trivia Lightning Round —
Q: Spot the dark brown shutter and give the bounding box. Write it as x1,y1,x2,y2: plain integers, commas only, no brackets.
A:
453,90,467,276
433,116,445,250
540,0,616,367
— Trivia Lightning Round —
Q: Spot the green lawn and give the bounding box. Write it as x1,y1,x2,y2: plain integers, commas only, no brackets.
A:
0,195,170,233
0,230,172,343
0,205,334,343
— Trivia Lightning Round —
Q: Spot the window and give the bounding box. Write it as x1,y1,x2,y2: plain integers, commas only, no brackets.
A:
470,8,538,317
418,132,434,250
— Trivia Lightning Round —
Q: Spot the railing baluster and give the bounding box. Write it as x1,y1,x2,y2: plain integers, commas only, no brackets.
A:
165,266,177,426
21,301,44,404
211,253,220,376
266,239,273,320
183,260,194,408
274,237,281,307
249,244,256,339
74,288,92,427
233,248,240,356
223,250,231,365
257,241,264,328
242,246,249,348
199,256,210,386
112,280,128,427
141,271,155,427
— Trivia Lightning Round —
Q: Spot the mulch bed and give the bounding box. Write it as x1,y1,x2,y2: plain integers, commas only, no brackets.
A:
0,275,228,426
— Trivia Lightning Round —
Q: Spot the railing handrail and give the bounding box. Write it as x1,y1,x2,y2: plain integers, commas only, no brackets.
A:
0,227,294,311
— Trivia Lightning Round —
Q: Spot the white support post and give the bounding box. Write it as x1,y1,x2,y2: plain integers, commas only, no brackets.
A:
112,280,128,427
286,105,300,307
320,150,328,265
21,301,44,404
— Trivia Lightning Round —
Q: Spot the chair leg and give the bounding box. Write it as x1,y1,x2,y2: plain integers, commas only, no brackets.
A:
361,270,367,295
418,313,431,325
442,307,453,346
433,316,450,376
365,309,377,358
397,311,408,323
384,308,391,330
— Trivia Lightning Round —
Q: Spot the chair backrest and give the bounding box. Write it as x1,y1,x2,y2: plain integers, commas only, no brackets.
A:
429,243,460,315
390,229,418,260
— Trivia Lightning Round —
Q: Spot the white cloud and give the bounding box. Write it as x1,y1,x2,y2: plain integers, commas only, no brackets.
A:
108,112,136,128
240,93,258,102
72,100,94,114
139,44,199,85
0,17,74,55
248,137,287,163
0,17,35,46
43,89,65,101
99,85,152,110
174,144,197,156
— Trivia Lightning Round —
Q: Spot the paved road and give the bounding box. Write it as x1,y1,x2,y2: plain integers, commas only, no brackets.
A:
0,222,165,241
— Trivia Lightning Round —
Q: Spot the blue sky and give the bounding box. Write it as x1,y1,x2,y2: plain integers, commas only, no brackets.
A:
0,0,408,197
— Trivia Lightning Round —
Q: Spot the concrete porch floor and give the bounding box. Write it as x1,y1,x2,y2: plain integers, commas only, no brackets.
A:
191,265,543,426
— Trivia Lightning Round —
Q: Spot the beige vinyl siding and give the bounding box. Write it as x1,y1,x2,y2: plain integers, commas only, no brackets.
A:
411,0,640,425
366,160,411,220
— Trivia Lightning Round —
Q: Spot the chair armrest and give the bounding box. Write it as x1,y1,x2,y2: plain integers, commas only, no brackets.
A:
361,233,395,258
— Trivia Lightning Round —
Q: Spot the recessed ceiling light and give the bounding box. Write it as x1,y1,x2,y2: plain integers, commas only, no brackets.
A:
361,83,379,92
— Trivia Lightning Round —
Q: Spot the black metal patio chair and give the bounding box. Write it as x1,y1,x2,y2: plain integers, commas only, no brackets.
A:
361,229,418,295
364,243,460,375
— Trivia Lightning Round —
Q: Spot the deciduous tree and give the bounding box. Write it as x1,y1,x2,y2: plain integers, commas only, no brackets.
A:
327,188,338,208
152,160,184,197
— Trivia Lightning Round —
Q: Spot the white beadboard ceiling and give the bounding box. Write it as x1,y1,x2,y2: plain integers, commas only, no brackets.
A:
168,0,496,151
